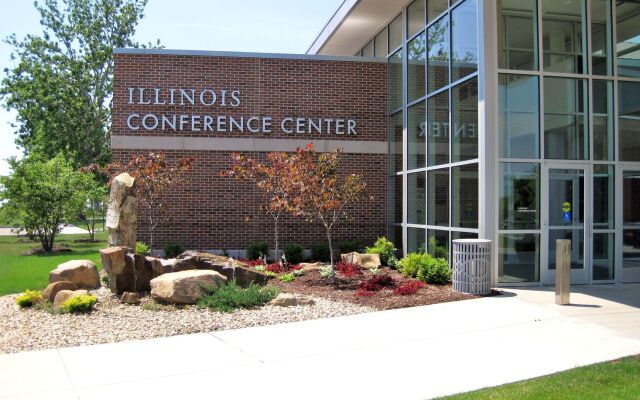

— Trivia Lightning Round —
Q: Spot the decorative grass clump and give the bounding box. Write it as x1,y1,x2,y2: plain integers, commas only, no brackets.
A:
197,280,279,313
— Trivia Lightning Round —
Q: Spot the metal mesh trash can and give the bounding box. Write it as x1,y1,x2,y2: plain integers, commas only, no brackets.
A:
452,239,491,295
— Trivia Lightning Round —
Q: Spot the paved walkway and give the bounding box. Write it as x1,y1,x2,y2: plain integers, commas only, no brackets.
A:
0,225,90,236
1,284,639,400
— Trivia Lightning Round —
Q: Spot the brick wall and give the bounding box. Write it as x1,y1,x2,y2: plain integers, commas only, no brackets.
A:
112,52,388,252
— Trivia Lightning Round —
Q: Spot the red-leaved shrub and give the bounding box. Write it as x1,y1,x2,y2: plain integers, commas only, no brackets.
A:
393,280,426,296
335,262,362,278
355,289,376,297
240,259,265,267
266,263,284,273
290,264,302,271
357,273,396,292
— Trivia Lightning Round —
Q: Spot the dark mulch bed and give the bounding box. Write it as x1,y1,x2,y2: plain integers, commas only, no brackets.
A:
271,267,483,310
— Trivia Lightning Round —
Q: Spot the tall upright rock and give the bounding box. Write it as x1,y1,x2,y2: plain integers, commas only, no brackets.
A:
106,173,137,248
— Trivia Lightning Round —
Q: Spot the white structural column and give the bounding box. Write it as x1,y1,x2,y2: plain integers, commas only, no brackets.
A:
478,0,499,286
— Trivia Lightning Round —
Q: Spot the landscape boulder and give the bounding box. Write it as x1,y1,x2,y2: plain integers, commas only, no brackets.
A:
149,257,175,278
270,293,315,307
49,260,100,289
120,292,141,305
106,172,137,248
42,281,78,302
150,270,227,304
173,252,271,287
340,252,381,269
53,289,89,308
100,247,154,294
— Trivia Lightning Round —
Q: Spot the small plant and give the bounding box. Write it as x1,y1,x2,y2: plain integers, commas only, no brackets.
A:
101,275,109,286
283,243,304,264
197,280,280,313
246,242,269,260
290,264,302,271
312,243,331,262
393,280,426,296
240,258,266,267
370,267,381,276
335,262,362,278
60,294,97,313
265,271,277,277
15,290,43,308
266,263,284,273
279,273,296,283
163,242,183,258
292,268,305,277
358,274,396,292
365,237,397,267
397,252,431,278
320,265,333,278
141,301,166,311
135,241,151,256
417,257,451,285
387,255,399,269
339,239,361,254
254,265,266,272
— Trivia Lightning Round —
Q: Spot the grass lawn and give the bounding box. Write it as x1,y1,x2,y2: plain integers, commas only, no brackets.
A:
441,356,640,400
0,231,107,296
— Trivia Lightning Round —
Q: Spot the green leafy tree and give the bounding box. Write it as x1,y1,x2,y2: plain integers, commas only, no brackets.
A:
0,154,85,251
0,0,160,168
76,172,108,241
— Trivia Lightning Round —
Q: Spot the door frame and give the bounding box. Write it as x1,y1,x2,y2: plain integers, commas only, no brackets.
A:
541,162,591,285
617,163,640,283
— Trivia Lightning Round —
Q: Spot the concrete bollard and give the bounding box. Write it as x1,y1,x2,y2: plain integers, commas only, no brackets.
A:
555,239,571,305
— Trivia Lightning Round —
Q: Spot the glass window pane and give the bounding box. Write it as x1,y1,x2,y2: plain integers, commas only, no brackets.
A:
389,112,404,173
619,81,640,161
427,90,449,166
427,16,449,93
593,80,614,160
408,101,426,169
623,229,640,269
541,0,587,74
407,0,426,39
388,175,403,224
428,168,449,226
408,227,426,253
427,229,449,260
408,32,426,102
452,163,478,228
498,0,538,70
616,2,640,78
452,231,477,241
623,171,640,225
428,0,448,24
451,0,478,81
499,74,539,158
591,0,612,75
500,162,540,230
548,229,584,270
593,232,615,280
548,168,585,226
388,49,403,111
389,13,403,51
544,77,589,160
593,165,614,229
408,172,426,224
362,40,374,57
452,77,478,162
499,233,540,283
374,28,388,57
389,225,403,256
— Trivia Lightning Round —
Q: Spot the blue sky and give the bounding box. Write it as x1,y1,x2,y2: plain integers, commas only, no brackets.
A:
0,0,342,175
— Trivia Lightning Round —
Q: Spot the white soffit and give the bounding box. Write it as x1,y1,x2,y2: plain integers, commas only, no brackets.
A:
308,0,408,56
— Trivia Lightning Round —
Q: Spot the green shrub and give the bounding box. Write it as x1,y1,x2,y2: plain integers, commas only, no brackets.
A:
135,241,150,256
417,257,451,284
338,239,361,254
312,243,331,262
254,265,266,272
163,242,183,258
197,280,279,313
246,242,268,260
387,254,399,269
284,243,304,264
319,265,333,278
397,252,432,278
366,237,397,266
292,268,305,277
15,290,43,308
101,275,109,286
279,273,296,283
60,294,97,313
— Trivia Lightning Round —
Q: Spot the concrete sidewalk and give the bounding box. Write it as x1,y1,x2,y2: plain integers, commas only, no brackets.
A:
1,284,639,400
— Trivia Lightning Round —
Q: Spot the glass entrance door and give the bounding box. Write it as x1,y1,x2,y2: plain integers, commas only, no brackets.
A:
620,169,640,283
543,165,590,284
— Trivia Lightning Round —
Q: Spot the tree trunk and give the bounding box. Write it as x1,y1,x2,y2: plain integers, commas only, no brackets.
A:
325,227,335,284
274,214,280,262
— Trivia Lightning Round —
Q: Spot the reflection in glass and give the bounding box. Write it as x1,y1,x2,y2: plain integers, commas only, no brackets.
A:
591,0,612,75
374,28,388,57
619,81,640,161
593,80,614,160
389,225,403,256
407,32,426,102
407,0,425,39
593,233,615,280
452,231,477,241
427,90,449,166
428,0,448,24
499,74,539,158
362,40,374,57
544,78,588,160
389,112,404,173
388,50,403,111
499,233,540,283
548,169,584,227
428,168,449,227
623,229,640,269
408,227,426,254
623,171,640,225
593,165,614,229
427,229,449,261
452,78,478,162
541,0,587,73
389,13,403,52
408,102,426,170
451,0,478,81
452,164,478,228
408,172,426,225
548,229,584,269
498,0,538,70
428,16,449,93
616,1,640,78
499,163,539,230
388,175,403,224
